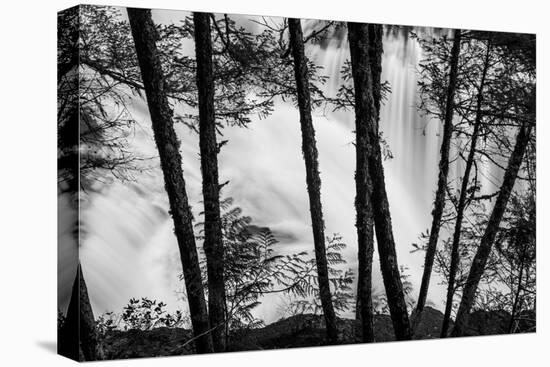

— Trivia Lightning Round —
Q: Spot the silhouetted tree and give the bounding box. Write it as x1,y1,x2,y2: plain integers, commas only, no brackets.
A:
354,24,383,343
288,18,338,344
440,39,491,337
193,12,227,352
348,22,411,341
127,8,213,353
449,31,535,337
412,29,462,331
452,115,534,336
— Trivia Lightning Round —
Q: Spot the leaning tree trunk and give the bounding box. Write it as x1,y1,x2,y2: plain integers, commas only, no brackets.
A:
440,41,490,337
354,23,383,343
193,12,227,353
348,22,411,341
507,231,526,334
451,116,534,337
411,29,462,332
127,8,213,354
58,264,102,361
288,18,338,344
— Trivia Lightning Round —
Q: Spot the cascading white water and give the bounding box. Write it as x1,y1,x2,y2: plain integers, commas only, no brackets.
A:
63,14,458,323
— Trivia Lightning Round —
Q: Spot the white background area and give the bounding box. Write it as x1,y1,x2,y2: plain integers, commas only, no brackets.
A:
0,0,548,366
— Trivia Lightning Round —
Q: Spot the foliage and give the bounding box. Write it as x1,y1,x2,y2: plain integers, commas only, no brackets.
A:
96,312,120,335
425,188,536,323
369,265,415,315
415,29,535,165
330,59,392,113
58,6,142,191
78,7,332,135
478,191,536,320
192,198,309,330
121,298,188,331
412,29,536,322
279,234,355,317
96,298,189,334
191,198,356,331
329,59,394,160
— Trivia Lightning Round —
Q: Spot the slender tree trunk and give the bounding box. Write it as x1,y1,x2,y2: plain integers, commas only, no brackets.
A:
440,42,490,337
127,8,213,354
288,18,339,344
348,22,411,341
354,24,382,343
368,25,383,125
411,29,462,332
508,237,525,334
451,116,534,337
59,264,102,361
355,157,375,345
193,12,227,353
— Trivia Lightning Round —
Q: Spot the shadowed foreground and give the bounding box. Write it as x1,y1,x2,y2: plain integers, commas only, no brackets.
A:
101,307,535,359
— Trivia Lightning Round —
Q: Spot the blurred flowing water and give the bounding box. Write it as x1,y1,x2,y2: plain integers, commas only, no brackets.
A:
60,18,462,323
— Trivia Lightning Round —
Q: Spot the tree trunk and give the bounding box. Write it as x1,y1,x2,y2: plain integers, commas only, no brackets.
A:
355,156,375,345
288,18,339,344
127,8,213,354
58,264,102,361
508,234,525,334
348,22,412,341
193,12,227,353
354,24,382,343
411,29,462,332
368,25,383,125
440,41,490,337
451,117,534,337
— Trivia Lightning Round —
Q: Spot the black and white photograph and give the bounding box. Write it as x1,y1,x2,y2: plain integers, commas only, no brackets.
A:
55,4,537,361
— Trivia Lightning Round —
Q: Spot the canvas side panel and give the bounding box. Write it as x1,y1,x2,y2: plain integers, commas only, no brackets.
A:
57,5,81,361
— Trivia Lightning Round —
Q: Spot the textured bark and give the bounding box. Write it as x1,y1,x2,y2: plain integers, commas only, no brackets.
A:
288,18,338,344
193,12,226,353
127,8,213,353
452,117,533,337
507,231,526,334
354,23,383,343
355,155,375,347
348,22,411,341
59,264,102,361
440,42,490,337
368,24,383,125
412,29,462,331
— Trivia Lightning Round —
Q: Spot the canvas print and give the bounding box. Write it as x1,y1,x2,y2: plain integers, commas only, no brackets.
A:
57,4,536,361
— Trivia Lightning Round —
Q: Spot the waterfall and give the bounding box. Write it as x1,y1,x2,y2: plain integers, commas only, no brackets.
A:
69,16,454,322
